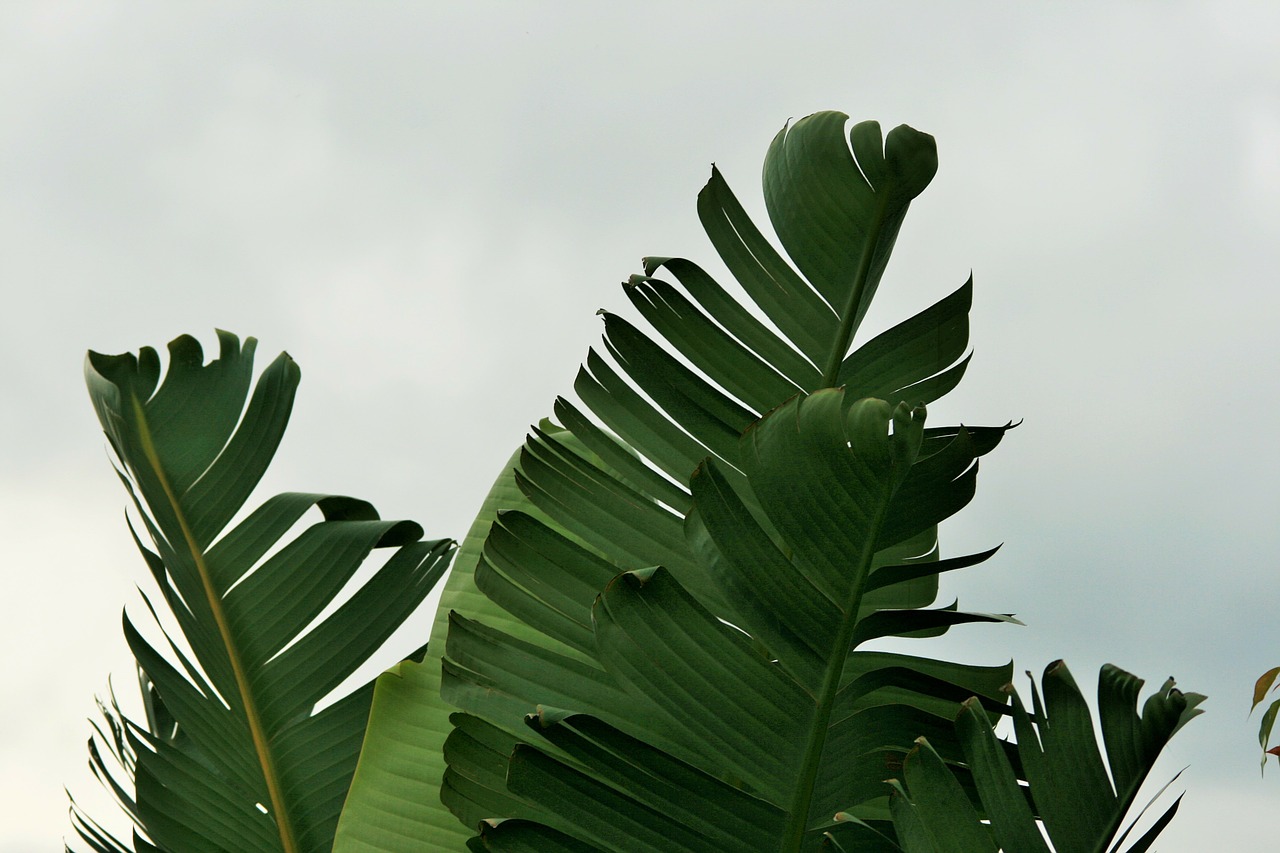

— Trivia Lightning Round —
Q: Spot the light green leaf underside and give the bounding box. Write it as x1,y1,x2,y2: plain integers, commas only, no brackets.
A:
334,447,526,851
337,429,608,851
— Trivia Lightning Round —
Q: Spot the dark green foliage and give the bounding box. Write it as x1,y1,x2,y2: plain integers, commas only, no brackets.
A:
69,333,452,852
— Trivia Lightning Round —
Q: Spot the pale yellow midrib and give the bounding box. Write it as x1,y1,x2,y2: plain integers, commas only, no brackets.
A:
131,393,299,853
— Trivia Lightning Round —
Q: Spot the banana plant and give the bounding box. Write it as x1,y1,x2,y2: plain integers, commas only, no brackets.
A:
68,332,453,853
66,111,1204,851
886,662,1204,853
337,113,1020,850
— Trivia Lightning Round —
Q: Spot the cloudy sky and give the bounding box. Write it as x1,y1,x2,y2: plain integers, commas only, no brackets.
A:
2,3,1277,850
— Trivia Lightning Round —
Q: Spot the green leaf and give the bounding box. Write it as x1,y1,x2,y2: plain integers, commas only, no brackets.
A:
340,112,996,851
334,447,530,851
892,663,1203,853
953,698,1050,853
1251,667,1280,773
443,391,1012,851
69,332,451,853
763,115,938,383
894,737,997,853
837,277,972,406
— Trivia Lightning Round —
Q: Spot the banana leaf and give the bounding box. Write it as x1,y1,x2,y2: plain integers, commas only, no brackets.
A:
68,332,452,853
338,112,1014,850
457,391,1018,851
885,662,1204,853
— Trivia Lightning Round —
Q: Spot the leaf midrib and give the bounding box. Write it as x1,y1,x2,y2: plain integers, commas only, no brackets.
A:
131,392,298,853
819,190,892,388
780,475,895,851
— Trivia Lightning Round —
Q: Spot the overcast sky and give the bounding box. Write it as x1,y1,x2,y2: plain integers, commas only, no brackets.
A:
3,3,1278,850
